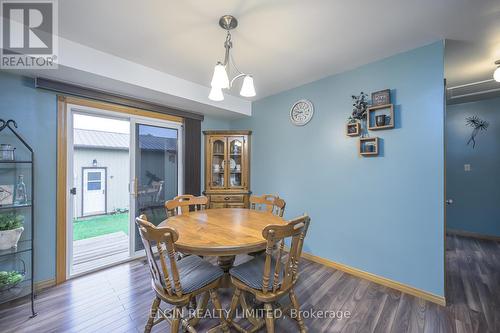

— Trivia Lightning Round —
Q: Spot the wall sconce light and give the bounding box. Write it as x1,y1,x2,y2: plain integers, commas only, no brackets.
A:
92,159,97,167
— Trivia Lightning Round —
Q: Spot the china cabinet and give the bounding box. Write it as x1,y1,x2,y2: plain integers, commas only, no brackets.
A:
203,130,251,208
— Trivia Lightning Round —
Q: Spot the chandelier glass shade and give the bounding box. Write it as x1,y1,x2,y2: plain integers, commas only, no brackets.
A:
209,15,255,101
208,86,224,101
240,75,256,97
211,62,229,89
493,60,500,82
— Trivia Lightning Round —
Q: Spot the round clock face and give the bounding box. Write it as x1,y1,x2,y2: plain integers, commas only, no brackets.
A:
290,99,314,126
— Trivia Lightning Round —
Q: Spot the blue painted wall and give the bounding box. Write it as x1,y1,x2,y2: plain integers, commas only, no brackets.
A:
231,42,445,296
1,41,446,297
0,72,57,282
0,71,232,282
446,97,500,237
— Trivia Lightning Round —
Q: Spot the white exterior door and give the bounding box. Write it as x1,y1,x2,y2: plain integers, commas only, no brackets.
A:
82,168,106,216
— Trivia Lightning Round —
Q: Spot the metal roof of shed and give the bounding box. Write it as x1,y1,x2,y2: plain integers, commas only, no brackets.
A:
74,129,177,151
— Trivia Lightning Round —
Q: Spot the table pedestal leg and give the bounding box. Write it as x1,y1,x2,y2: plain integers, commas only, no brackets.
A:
217,255,235,288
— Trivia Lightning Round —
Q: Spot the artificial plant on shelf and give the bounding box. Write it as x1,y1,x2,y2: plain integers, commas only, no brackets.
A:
0,213,24,250
348,92,369,136
0,271,24,291
0,213,23,231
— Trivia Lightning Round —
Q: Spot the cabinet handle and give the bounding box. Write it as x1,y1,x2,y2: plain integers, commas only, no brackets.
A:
224,197,230,201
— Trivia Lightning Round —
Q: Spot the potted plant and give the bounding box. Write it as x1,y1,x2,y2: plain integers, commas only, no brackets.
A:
0,270,24,291
348,92,369,136
0,213,24,250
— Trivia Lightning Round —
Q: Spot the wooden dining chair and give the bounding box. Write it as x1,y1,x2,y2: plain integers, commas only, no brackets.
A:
136,215,229,333
227,215,311,333
249,194,286,217
165,195,208,217
248,194,287,257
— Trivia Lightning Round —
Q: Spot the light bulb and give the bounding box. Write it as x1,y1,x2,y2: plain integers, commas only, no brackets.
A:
210,62,229,89
240,75,256,97
208,86,224,101
494,66,500,82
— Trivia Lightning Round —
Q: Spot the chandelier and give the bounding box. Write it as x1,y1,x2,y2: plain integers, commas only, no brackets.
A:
209,15,256,101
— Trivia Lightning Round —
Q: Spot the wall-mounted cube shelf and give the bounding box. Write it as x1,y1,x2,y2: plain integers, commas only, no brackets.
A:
367,104,394,130
359,137,379,156
346,122,361,136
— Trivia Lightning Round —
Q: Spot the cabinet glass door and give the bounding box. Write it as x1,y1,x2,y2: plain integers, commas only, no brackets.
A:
228,137,244,188
210,137,226,188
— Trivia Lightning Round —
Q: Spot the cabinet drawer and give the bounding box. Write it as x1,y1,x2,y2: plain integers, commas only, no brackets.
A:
226,203,246,209
210,202,226,209
211,195,244,203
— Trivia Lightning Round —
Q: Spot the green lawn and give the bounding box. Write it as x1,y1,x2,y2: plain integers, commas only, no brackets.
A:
73,213,129,241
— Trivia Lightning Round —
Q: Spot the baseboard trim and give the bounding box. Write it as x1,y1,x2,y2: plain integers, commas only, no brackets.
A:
300,251,446,306
34,279,56,292
447,229,500,242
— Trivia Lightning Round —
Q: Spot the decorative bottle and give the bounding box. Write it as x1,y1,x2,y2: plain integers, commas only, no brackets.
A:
14,175,27,204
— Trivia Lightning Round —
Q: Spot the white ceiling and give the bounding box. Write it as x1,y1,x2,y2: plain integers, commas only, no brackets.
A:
58,0,500,100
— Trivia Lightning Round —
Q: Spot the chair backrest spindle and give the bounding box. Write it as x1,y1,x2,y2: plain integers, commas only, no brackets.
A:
165,195,208,217
136,215,183,297
260,215,310,294
250,194,286,217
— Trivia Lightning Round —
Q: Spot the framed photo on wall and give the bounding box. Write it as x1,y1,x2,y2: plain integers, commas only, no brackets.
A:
371,89,391,106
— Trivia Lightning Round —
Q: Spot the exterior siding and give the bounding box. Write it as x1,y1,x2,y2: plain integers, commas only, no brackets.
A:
138,150,178,201
73,148,130,217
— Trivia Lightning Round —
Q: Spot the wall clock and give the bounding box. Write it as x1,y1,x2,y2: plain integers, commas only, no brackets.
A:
290,99,314,126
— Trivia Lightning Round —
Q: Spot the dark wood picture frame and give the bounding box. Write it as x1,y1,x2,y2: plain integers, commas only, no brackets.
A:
371,89,391,106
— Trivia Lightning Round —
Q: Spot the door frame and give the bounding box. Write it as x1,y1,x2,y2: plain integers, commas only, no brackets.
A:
81,167,107,217
56,96,183,284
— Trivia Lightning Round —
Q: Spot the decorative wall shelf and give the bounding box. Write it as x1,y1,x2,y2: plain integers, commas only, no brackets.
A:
367,104,394,130
346,122,361,137
359,137,379,156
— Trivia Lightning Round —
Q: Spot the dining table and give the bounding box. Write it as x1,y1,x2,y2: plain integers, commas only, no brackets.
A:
159,207,287,287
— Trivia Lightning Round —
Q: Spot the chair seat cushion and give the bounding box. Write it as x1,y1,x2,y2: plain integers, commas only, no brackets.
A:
229,255,283,291
174,255,224,294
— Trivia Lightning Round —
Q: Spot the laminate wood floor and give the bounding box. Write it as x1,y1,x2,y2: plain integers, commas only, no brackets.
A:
0,234,499,333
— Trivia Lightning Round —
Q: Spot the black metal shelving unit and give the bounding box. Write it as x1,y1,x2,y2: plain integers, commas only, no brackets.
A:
0,119,36,318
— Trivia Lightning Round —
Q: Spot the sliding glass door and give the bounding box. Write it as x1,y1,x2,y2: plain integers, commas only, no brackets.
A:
67,105,182,277
130,119,183,253
68,111,132,277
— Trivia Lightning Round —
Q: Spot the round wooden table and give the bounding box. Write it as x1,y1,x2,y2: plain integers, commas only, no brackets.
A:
160,208,286,286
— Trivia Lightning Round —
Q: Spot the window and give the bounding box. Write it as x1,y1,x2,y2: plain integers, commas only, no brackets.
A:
87,172,102,190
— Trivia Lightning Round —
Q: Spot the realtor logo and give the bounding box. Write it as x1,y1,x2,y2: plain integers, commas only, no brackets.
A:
1,0,58,68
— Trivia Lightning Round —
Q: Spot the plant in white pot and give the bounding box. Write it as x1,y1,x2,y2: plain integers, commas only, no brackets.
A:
0,213,24,250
